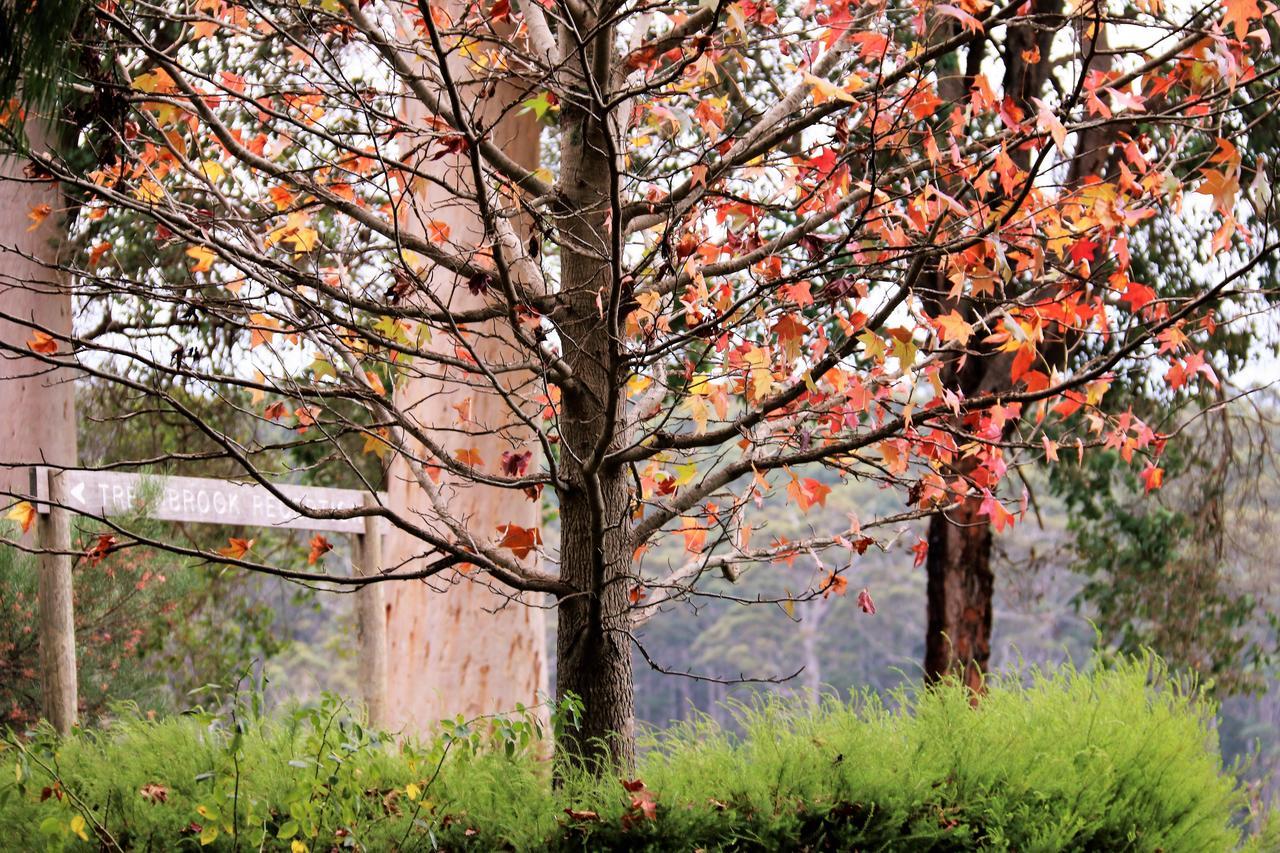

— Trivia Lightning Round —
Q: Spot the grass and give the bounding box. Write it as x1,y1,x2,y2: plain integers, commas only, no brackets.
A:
1,655,1273,851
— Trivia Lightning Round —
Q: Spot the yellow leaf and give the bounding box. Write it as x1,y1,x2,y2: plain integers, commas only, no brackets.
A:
187,245,215,273
291,841,308,853
200,824,219,846
200,160,225,182
6,501,36,534
804,73,855,105
132,69,176,94
70,815,88,842
406,782,421,801
134,179,164,204
933,310,973,345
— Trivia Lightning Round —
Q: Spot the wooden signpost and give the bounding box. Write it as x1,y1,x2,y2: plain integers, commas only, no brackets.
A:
26,467,390,731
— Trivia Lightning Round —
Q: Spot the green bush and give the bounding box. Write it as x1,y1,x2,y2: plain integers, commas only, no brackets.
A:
0,657,1268,851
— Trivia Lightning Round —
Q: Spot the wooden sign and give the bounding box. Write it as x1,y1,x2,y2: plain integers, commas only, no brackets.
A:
30,467,386,534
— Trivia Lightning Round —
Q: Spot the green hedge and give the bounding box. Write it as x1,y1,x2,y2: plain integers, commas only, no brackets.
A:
1,658,1272,851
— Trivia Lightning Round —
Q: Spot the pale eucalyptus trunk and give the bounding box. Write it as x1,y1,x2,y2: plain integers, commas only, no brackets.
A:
0,117,79,730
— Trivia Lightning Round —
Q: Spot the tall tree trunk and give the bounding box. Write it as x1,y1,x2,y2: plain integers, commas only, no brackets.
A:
0,117,79,727
0,122,76,500
923,472,994,691
923,1,1062,687
552,52,637,770
381,50,547,735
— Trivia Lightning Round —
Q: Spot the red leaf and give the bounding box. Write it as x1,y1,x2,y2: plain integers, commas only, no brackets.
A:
501,450,532,477
497,524,541,559
857,587,876,615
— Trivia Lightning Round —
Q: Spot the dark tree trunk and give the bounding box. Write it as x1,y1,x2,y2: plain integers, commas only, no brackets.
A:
552,40,637,771
924,473,994,691
922,0,1063,689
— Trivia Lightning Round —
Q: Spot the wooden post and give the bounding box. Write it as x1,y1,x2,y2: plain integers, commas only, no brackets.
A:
352,498,388,728
36,471,77,734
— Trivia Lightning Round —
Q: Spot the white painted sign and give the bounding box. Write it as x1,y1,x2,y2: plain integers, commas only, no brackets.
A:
30,468,385,534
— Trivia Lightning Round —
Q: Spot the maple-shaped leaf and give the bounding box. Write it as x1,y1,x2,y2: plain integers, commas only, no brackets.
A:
679,517,707,554
1222,0,1260,39
294,406,318,433
804,73,855,105
308,534,333,565
787,477,832,512
362,427,391,456
7,501,36,533
935,3,983,33
501,450,532,477
26,330,58,354
1139,464,1164,493
821,572,848,599
979,491,1015,533
455,447,484,468
497,523,541,559
85,533,118,566
187,245,215,273
932,310,973,346
218,537,254,559
263,401,288,421
89,242,111,267
1196,168,1240,216
249,313,281,349
425,219,451,243
772,314,808,363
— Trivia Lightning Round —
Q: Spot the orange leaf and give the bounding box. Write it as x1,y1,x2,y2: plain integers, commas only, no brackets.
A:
822,572,848,599
455,447,484,468
786,476,832,512
308,534,333,565
1222,0,1260,39
679,516,707,554
218,537,254,559
426,219,451,243
26,330,58,355
27,203,51,231
186,245,215,273
497,523,541,559
88,242,112,267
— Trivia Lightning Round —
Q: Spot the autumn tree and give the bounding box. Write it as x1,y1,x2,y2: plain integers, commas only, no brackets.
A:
1,0,1276,770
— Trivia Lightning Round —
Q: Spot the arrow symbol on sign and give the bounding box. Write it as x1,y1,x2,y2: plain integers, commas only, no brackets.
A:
69,482,86,506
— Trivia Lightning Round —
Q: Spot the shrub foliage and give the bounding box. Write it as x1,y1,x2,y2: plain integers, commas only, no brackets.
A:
0,658,1270,851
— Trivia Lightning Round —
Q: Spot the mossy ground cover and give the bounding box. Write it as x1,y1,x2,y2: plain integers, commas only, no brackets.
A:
1,658,1273,851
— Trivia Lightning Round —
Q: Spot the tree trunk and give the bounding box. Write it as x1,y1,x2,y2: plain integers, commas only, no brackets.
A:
552,63,637,771
353,499,388,728
923,473,993,691
381,43,547,735
0,120,79,730
0,122,76,501
37,471,77,733
922,0,1063,688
